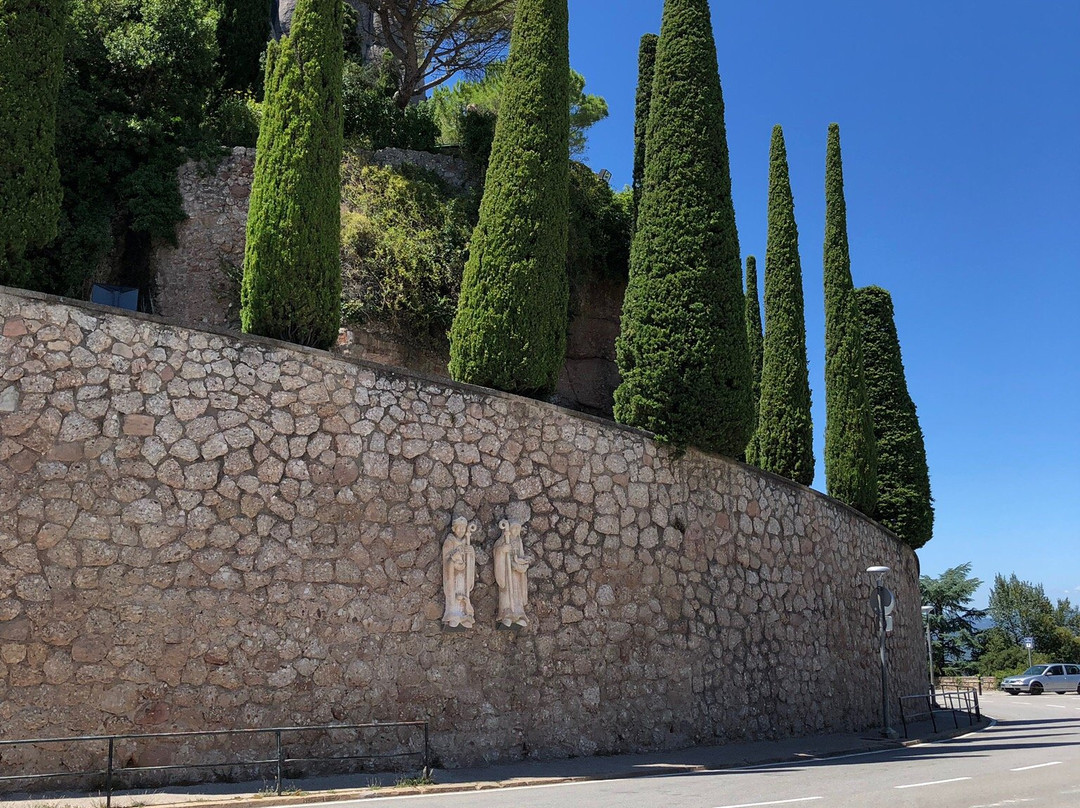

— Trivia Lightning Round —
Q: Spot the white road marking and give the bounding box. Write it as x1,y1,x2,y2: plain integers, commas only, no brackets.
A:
713,799,823,808
1011,761,1062,771
895,776,972,789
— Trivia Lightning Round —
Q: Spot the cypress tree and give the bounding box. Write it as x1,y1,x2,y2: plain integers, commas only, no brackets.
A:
744,255,763,465
756,125,813,484
614,0,753,456
241,0,343,350
448,0,570,395
823,123,877,513
0,0,64,284
631,32,658,230
855,285,934,549
216,0,270,96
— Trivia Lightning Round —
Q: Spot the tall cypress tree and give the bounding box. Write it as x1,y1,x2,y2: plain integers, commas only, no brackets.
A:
216,0,270,96
0,0,65,285
823,123,877,514
614,0,753,456
757,125,813,484
241,0,343,349
744,255,763,465
448,0,570,396
631,32,658,230
855,285,934,549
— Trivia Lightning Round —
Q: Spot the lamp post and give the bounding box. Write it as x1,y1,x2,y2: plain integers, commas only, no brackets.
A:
921,605,935,700
867,565,895,738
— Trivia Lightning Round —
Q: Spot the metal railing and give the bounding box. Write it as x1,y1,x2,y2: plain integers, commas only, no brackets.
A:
897,689,980,739
0,720,429,807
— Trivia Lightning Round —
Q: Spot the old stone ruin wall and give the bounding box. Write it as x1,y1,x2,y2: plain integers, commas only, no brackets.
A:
150,148,624,417
0,286,925,781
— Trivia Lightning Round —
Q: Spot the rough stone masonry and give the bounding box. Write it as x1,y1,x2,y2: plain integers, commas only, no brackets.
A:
0,286,924,780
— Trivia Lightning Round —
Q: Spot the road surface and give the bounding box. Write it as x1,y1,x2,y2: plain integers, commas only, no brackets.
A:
320,691,1080,807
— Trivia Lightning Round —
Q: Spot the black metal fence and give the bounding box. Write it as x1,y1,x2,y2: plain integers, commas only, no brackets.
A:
897,689,980,739
0,720,429,807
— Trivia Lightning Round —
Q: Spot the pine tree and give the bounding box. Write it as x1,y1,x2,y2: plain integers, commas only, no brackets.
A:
216,0,270,96
614,0,753,455
0,0,65,284
631,32,658,230
744,255,763,465
757,125,813,484
448,0,570,395
823,123,877,513
855,285,934,549
241,0,343,350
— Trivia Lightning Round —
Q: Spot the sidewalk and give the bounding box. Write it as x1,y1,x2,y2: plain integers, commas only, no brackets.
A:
0,712,989,808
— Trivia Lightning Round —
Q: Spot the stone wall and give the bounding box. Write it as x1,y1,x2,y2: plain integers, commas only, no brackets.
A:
0,286,925,781
150,148,625,416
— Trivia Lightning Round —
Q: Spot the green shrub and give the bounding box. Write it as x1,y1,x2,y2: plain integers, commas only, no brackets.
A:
340,161,473,340
567,162,630,282
342,60,438,151
614,0,753,455
448,0,571,396
241,0,343,349
209,91,262,147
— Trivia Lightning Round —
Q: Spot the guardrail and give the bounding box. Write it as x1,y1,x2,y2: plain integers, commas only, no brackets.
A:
897,689,980,739
936,676,997,694
0,720,429,806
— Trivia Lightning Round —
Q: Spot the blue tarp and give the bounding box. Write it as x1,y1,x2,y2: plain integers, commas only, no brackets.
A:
90,284,139,311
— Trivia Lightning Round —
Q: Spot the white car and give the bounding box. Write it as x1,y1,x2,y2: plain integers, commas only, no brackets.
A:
1001,664,1080,695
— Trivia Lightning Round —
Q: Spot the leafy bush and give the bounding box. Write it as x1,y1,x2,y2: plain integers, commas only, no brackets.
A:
567,161,629,282
342,60,438,151
208,91,261,147
340,161,474,341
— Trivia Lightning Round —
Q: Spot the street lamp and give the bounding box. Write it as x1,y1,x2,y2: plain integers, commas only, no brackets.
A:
867,565,896,739
921,605,935,698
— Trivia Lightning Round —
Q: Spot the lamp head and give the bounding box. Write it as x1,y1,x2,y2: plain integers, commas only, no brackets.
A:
921,605,934,616
866,565,890,575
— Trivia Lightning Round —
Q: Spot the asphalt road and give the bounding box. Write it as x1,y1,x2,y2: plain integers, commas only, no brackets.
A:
318,691,1080,808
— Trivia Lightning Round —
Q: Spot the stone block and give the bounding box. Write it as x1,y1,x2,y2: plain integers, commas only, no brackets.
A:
123,414,155,437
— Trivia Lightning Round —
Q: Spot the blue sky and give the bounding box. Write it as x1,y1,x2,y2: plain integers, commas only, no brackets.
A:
565,0,1080,608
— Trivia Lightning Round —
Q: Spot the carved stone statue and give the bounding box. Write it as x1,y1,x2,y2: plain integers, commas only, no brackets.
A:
494,519,532,629
441,517,477,630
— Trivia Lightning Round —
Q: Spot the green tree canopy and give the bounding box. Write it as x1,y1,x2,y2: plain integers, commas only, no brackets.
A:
242,0,343,349
744,255,763,465
14,0,219,297
367,0,514,107
614,0,753,455
823,123,876,513
0,0,65,284
919,563,985,676
215,0,269,96
447,0,570,395
856,285,934,547
429,58,606,157
757,125,813,484
631,32,657,229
